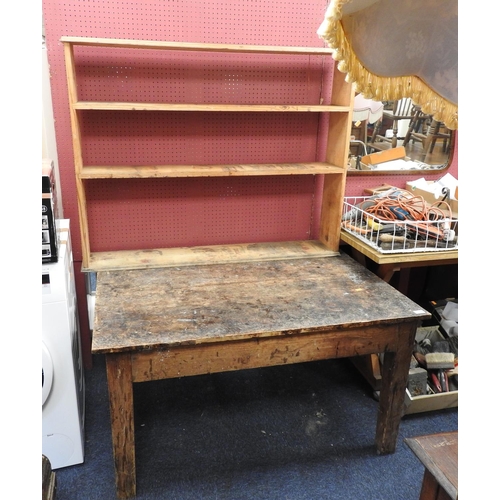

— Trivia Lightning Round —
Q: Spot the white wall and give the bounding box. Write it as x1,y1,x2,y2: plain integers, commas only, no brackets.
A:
42,37,64,217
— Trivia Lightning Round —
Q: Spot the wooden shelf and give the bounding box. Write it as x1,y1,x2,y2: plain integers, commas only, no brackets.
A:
62,36,354,271
83,240,339,272
79,162,345,179
74,102,350,112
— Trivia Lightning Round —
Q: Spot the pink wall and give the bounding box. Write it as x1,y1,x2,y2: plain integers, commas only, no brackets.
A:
42,0,458,367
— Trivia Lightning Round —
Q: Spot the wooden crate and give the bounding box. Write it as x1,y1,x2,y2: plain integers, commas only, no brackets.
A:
404,387,458,415
368,326,458,414
404,326,458,415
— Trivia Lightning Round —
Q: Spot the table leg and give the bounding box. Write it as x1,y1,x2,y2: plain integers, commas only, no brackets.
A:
106,353,136,499
375,322,417,454
419,468,442,499
375,263,397,283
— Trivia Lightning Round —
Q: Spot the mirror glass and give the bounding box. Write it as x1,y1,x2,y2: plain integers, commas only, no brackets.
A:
348,95,455,173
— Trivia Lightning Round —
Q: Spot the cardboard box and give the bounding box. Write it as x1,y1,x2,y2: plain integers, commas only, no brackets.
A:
363,184,397,196
402,326,458,415
406,177,458,215
404,387,458,415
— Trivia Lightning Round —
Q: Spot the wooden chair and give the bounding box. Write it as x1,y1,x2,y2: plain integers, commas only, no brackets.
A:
403,106,433,160
350,119,368,156
425,120,451,155
404,116,451,163
370,98,414,151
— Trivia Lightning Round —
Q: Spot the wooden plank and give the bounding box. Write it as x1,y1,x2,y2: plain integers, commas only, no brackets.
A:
60,36,335,55
319,62,353,252
83,240,338,272
325,62,354,165
330,61,355,108
79,163,344,179
73,102,350,112
132,324,403,382
62,41,91,267
319,172,347,252
106,354,136,499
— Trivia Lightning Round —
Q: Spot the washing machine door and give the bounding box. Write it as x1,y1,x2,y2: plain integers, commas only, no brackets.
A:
42,341,54,406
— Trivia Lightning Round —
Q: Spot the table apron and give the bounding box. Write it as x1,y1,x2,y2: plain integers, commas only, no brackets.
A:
131,323,409,383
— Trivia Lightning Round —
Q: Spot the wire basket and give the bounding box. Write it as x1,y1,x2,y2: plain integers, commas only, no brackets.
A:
342,190,458,254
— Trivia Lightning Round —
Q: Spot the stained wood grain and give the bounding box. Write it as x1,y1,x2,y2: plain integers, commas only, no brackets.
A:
131,323,401,382
93,254,429,354
79,163,344,179
106,354,136,499
405,432,458,499
85,240,338,272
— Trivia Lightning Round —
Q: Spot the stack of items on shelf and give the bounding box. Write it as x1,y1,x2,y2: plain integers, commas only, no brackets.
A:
408,300,458,398
342,180,458,254
42,160,61,263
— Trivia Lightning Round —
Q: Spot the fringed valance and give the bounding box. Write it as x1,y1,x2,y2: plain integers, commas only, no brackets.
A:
318,0,458,130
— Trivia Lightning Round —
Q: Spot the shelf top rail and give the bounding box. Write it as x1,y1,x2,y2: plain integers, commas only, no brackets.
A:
60,37,335,55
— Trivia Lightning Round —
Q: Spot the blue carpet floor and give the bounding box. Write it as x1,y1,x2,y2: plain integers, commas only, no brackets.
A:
54,355,457,499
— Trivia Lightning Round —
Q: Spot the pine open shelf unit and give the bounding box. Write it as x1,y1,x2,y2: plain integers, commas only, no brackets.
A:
61,37,354,271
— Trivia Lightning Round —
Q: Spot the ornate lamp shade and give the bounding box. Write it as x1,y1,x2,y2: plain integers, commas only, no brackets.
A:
318,0,458,130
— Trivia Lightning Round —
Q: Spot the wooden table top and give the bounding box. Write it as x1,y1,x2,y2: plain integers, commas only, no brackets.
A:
341,230,459,266
405,431,458,498
92,253,430,354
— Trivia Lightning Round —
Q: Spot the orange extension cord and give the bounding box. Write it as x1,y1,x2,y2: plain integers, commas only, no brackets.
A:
362,190,453,223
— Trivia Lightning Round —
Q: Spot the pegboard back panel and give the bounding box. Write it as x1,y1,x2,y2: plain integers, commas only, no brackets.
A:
86,176,316,252
80,111,320,166
73,47,329,105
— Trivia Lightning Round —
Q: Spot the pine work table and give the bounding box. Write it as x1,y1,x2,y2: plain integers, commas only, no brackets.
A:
92,252,430,498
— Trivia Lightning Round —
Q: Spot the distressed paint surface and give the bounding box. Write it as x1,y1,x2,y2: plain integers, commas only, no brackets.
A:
93,253,429,354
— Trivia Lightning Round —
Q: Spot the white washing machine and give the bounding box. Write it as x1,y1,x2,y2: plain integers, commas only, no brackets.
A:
42,219,85,469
